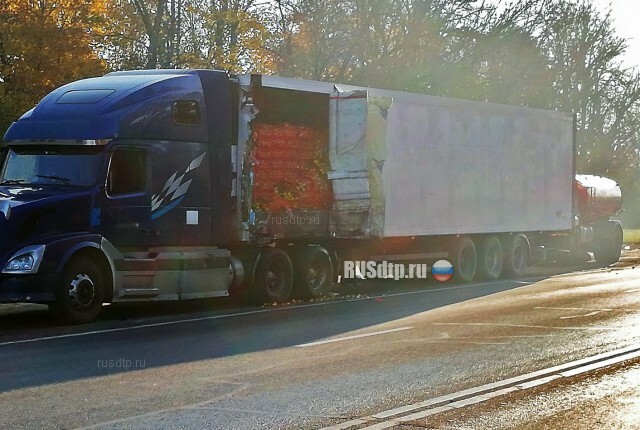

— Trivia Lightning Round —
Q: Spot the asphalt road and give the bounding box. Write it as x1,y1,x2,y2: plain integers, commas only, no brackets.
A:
1,252,639,429
399,357,640,429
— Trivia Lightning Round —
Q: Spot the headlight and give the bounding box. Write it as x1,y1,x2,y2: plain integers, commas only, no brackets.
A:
3,245,45,274
6,255,35,271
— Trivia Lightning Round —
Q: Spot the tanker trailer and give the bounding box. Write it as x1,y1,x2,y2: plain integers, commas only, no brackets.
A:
575,174,623,265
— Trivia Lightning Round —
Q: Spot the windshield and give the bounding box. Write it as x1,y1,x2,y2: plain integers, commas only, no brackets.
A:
0,146,104,187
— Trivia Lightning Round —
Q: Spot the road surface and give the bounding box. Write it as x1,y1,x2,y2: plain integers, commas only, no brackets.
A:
0,251,639,429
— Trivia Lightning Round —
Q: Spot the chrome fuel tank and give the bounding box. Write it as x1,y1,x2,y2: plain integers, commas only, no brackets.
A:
575,174,622,217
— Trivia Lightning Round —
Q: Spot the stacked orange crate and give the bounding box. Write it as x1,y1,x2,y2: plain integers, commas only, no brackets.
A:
252,123,331,211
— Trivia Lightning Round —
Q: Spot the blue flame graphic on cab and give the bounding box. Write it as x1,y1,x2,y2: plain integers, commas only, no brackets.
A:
150,153,206,220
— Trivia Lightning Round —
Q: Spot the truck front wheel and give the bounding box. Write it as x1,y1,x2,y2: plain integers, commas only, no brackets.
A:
49,257,106,324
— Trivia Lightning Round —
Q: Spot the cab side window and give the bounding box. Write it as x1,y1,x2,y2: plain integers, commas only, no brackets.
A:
107,149,147,196
173,100,201,125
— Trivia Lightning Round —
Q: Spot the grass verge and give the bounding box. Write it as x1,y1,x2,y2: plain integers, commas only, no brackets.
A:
624,229,640,243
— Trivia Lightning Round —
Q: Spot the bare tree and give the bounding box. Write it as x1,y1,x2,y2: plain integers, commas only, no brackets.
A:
130,0,166,68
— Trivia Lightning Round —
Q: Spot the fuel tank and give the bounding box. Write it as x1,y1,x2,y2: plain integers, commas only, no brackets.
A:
575,174,622,218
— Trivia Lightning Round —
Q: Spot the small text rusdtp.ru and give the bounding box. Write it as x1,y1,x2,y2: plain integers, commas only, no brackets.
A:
97,358,146,370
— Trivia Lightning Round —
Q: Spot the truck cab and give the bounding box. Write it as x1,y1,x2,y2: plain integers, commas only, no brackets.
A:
0,70,235,323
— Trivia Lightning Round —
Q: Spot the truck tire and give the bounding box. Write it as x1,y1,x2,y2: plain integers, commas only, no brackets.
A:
502,234,530,278
49,257,106,324
477,236,503,280
227,255,247,301
252,247,293,304
593,222,623,266
293,246,334,299
450,236,477,283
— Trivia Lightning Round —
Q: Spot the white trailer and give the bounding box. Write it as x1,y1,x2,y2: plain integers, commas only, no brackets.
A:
233,74,620,289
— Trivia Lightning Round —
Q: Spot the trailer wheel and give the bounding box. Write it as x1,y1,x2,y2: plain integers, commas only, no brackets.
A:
49,257,106,324
502,234,530,278
252,248,293,303
450,236,477,283
477,236,503,280
294,246,334,299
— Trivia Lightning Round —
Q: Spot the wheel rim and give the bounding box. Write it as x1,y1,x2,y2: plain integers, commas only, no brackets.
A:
265,263,286,296
511,243,526,272
307,255,329,291
461,248,471,271
485,243,501,273
68,273,96,310
458,243,476,279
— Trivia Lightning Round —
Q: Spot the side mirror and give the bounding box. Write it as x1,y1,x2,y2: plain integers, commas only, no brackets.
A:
0,200,11,220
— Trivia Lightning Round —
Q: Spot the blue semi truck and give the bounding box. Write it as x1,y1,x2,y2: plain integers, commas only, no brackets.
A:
0,69,623,323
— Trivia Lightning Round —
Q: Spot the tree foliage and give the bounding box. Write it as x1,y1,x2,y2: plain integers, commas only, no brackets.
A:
274,0,640,180
179,0,276,73
100,0,276,72
2,0,640,191
0,0,107,132
535,1,640,176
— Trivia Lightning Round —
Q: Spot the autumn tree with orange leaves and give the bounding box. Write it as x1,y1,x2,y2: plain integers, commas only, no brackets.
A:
0,0,107,133
99,0,277,73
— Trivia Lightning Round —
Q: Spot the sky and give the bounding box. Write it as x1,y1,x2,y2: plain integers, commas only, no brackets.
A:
587,0,640,69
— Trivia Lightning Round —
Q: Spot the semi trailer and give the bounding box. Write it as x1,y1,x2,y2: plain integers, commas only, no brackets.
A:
0,69,623,323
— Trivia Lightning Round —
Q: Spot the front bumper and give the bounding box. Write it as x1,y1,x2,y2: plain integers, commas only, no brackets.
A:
0,274,58,303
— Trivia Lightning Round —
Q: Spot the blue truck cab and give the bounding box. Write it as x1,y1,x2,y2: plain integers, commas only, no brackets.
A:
1,70,237,323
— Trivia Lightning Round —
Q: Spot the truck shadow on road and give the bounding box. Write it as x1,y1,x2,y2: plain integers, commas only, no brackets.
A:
0,258,625,393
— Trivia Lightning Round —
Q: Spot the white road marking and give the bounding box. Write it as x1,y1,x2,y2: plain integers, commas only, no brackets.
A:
535,306,613,312
295,327,413,348
560,311,603,319
433,322,622,331
394,339,509,345
470,334,556,338
532,306,618,320
0,302,351,347
321,345,640,430
0,277,530,347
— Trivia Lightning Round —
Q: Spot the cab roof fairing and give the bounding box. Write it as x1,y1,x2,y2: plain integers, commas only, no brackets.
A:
3,71,208,143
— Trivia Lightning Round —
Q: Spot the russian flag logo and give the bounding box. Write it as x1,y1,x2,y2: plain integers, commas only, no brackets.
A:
431,260,454,282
